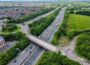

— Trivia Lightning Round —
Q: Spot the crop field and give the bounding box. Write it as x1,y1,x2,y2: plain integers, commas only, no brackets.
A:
66,14,90,35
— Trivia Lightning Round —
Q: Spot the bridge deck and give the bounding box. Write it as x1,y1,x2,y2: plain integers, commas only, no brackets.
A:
26,34,59,53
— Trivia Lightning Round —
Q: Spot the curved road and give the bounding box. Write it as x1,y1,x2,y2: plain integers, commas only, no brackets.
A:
60,37,90,65
7,6,90,65
8,6,62,65
8,7,66,65
22,7,66,65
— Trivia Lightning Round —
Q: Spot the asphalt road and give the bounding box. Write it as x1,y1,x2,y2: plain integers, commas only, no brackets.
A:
0,41,17,52
8,7,66,65
24,7,60,25
6,5,90,65
22,7,66,65
60,37,90,65
0,7,60,51
8,7,62,65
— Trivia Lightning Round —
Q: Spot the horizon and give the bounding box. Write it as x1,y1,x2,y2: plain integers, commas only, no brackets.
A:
0,0,90,2
0,0,58,2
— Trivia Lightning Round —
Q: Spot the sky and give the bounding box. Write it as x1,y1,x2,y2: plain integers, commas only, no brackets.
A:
0,0,89,2
0,0,57,1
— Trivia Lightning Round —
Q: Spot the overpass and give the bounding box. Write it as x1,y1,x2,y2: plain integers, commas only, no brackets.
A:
26,34,59,53
18,24,60,53
18,20,60,53
8,7,66,65
18,7,66,53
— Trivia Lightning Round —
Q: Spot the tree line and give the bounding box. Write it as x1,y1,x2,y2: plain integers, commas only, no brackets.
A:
29,8,61,36
0,32,30,65
76,11,90,16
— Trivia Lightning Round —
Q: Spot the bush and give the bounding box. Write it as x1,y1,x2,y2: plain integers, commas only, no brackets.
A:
37,51,80,65
75,32,90,60
69,8,75,14
2,24,18,32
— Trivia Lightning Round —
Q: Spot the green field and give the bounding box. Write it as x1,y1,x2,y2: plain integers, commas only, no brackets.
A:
65,14,90,38
51,11,90,46
66,14,90,32
49,9,90,65
65,12,90,60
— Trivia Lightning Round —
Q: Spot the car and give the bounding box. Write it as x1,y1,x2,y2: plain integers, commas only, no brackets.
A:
13,60,17,63
25,49,28,51
29,49,33,53
7,45,9,46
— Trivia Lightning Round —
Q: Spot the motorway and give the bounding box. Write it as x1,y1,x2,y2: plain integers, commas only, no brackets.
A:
0,7,59,51
26,35,59,52
22,7,66,65
8,7,66,65
5,5,90,65
18,6,90,65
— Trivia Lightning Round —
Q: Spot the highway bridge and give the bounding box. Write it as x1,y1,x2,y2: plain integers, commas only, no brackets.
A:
26,34,59,53
18,7,66,53
8,7,66,65
18,19,60,53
